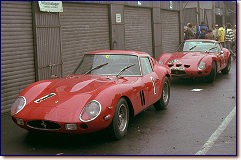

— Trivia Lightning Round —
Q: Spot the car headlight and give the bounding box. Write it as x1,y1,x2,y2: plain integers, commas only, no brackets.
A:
198,61,206,71
11,96,26,116
79,100,101,122
158,59,164,65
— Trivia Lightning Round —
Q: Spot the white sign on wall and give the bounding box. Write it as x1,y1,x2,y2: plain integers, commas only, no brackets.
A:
138,1,142,6
170,1,174,10
38,1,63,12
116,13,122,23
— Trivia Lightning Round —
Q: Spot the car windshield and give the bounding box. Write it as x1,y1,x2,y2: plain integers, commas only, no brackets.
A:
177,41,219,53
74,54,141,76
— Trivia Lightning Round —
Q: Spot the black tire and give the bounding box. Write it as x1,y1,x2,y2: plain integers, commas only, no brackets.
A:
221,56,231,74
108,98,129,140
206,61,217,83
154,77,170,111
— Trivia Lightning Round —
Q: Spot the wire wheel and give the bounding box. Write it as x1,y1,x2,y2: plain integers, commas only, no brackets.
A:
162,81,169,104
154,77,170,111
108,98,129,140
117,104,128,132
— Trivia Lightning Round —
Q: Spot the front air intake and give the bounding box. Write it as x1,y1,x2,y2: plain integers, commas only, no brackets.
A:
27,120,61,130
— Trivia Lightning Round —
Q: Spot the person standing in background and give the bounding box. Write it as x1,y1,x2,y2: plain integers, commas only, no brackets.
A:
205,29,215,40
191,23,196,35
184,23,195,40
225,23,235,58
232,25,236,57
196,22,208,39
198,28,206,39
218,25,225,47
212,24,219,40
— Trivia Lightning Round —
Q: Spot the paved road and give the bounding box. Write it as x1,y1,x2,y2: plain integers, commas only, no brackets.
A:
1,61,236,156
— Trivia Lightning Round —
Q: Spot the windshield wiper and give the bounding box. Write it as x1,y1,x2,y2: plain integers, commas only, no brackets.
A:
205,47,217,53
84,63,108,75
189,45,197,51
116,64,135,77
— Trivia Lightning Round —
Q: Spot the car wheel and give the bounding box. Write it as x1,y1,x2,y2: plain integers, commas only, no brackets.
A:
154,77,170,111
221,56,231,74
206,61,217,83
108,98,129,140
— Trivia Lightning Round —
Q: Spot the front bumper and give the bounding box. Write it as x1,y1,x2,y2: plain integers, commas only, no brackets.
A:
169,66,211,78
12,115,112,134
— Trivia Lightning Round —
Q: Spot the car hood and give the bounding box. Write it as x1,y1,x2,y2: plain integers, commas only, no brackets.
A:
165,52,207,65
48,75,115,94
18,75,118,122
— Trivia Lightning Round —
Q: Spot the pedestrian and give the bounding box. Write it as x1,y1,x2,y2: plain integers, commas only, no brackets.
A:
205,29,215,40
191,23,196,35
232,25,236,56
198,28,206,39
184,23,195,40
212,24,219,40
196,21,208,39
218,25,225,47
225,23,235,58
184,26,188,38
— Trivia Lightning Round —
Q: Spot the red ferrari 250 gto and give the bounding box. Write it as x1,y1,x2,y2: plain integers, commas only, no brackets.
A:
157,39,231,82
11,50,171,139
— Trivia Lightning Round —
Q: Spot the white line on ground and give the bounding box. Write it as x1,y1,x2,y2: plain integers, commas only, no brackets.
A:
195,106,236,155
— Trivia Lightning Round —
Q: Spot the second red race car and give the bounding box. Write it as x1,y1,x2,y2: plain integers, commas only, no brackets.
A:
157,39,231,82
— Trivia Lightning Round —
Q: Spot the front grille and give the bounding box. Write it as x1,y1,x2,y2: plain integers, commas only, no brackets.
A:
171,70,186,75
27,120,61,130
176,64,182,67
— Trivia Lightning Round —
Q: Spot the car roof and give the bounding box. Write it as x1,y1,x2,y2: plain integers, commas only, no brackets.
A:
185,39,217,43
88,50,150,57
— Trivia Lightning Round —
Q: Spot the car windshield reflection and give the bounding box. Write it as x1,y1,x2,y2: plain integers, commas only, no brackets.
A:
74,54,141,76
177,41,219,53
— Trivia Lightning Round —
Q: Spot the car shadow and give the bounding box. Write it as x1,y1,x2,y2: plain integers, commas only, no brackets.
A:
171,72,227,87
23,129,111,150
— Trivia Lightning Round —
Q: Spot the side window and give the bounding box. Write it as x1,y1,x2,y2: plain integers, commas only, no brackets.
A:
140,57,153,76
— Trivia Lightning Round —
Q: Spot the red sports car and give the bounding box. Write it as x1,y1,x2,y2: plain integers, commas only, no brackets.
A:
11,50,171,140
157,39,231,82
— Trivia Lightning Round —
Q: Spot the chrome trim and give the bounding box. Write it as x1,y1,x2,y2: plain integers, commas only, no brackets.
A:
34,93,56,103
150,77,156,95
138,56,143,77
12,96,26,116
79,100,102,122
198,61,206,71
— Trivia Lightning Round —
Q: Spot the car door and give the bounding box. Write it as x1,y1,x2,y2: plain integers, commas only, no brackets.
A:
140,57,160,108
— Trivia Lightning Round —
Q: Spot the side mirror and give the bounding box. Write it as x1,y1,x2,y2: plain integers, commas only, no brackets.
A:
220,50,224,55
